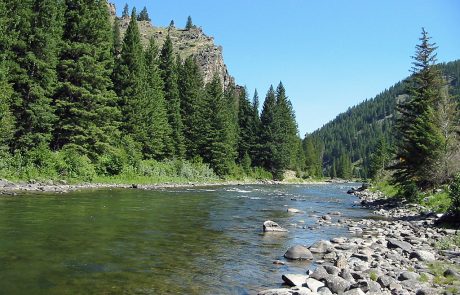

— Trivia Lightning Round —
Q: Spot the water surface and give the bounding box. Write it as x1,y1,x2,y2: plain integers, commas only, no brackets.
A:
0,184,370,294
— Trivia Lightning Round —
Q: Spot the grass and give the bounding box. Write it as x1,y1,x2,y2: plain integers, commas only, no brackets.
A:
369,271,378,281
434,233,460,251
427,261,460,293
421,190,451,213
370,181,398,198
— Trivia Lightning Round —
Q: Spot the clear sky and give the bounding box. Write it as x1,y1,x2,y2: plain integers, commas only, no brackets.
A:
112,0,460,137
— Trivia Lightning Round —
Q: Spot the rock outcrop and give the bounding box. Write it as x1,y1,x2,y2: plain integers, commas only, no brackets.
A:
110,3,235,89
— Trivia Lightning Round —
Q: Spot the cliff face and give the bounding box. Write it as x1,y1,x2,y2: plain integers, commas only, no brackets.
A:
112,5,234,89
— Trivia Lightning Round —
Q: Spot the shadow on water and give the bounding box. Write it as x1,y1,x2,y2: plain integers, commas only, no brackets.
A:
0,183,371,295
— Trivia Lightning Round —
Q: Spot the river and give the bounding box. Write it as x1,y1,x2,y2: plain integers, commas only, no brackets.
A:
0,183,371,295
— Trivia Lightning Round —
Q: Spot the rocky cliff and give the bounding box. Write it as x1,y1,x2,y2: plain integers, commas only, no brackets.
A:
110,4,234,89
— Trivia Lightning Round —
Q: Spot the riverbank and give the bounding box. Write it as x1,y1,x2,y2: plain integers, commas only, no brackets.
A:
0,178,333,195
257,187,460,295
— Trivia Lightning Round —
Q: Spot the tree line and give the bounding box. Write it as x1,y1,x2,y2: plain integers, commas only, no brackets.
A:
0,0,303,181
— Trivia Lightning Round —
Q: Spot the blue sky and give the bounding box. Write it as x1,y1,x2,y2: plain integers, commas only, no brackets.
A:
112,0,460,136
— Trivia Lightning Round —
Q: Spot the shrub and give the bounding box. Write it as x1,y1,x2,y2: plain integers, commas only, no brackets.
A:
449,174,460,215
399,182,420,203
96,147,126,176
55,145,95,181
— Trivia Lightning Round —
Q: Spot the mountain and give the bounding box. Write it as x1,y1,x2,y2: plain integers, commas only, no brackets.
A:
109,3,234,89
306,59,460,179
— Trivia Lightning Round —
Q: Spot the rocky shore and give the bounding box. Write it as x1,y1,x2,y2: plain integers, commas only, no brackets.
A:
0,178,286,195
258,187,460,295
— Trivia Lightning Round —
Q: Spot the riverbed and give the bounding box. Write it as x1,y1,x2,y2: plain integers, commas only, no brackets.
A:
0,183,368,295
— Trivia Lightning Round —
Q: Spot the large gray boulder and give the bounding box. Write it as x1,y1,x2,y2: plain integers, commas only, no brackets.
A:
310,266,329,281
387,238,412,252
264,220,288,232
282,274,309,287
309,240,334,253
305,278,325,292
342,288,365,295
409,250,435,262
284,245,313,260
398,271,420,281
324,275,352,294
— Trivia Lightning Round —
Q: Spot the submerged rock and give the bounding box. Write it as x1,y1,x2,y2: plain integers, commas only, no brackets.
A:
282,274,309,287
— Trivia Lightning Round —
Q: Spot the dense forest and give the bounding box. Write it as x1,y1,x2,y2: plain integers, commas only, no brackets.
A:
0,1,303,182
305,59,460,179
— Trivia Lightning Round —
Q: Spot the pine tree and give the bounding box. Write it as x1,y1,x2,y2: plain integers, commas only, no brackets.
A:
122,3,129,18
237,87,253,162
249,89,262,166
178,56,206,159
186,16,193,30
137,6,150,22
54,0,120,158
369,136,389,179
160,35,185,158
143,37,173,159
7,0,61,151
202,76,235,176
112,8,146,143
259,86,277,173
0,0,14,151
392,28,448,188
112,18,122,57
274,82,299,173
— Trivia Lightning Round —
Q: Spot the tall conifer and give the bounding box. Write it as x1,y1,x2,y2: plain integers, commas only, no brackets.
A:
160,35,185,158
54,0,120,158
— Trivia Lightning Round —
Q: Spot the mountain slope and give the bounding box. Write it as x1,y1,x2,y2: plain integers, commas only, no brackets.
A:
306,59,460,178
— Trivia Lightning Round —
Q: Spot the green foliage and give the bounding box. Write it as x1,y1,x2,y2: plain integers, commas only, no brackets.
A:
399,182,420,203
422,190,451,213
185,16,194,30
448,174,460,215
96,147,126,176
160,35,185,158
122,3,129,18
137,6,150,22
369,271,378,282
55,145,96,181
54,0,120,159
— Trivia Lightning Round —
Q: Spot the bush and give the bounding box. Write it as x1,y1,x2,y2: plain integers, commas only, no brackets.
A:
449,174,460,215
55,145,95,181
399,182,420,203
96,147,126,176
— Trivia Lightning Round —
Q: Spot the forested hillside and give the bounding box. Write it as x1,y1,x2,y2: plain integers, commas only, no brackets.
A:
0,0,303,182
305,60,460,179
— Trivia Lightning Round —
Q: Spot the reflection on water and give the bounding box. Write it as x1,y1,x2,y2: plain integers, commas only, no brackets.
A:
0,184,370,295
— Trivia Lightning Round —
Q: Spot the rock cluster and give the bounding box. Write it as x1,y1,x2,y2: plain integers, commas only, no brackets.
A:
258,189,460,295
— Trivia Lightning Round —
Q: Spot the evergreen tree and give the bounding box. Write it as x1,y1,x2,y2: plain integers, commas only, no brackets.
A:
7,0,61,151
185,16,193,30
178,56,205,159
274,82,299,172
54,0,120,158
160,35,185,158
202,76,236,176
259,86,277,173
137,6,151,22
392,28,447,188
0,0,14,151
112,8,146,142
143,37,173,159
249,89,262,166
112,18,122,57
122,3,129,18
369,136,389,179
237,87,253,162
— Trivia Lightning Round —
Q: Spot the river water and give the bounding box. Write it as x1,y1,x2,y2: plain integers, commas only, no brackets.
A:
0,183,371,295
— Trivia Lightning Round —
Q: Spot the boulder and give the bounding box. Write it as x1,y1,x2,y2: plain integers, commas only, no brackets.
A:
323,265,341,276
264,220,288,232
322,215,332,221
324,275,351,294
387,238,412,252
317,286,333,295
305,278,325,292
284,245,313,260
398,271,420,281
377,275,396,288
409,250,435,262
309,240,334,253
310,266,329,281
282,274,309,287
